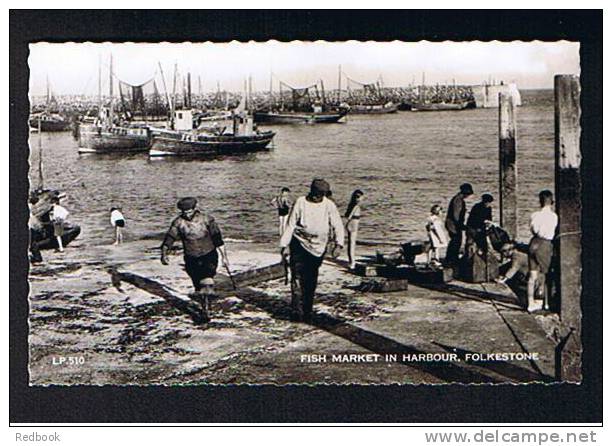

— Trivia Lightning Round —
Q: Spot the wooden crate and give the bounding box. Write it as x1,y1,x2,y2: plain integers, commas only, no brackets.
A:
405,265,454,284
459,251,499,283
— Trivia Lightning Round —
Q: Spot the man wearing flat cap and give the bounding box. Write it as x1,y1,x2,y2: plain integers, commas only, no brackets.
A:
280,178,345,323
445,182,474,265
161,197,228,321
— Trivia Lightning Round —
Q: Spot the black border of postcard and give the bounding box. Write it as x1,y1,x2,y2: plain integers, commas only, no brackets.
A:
9,9,603,424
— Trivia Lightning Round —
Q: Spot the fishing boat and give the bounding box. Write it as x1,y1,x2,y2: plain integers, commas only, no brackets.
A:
410,101,471,112
77,123,151,154
29,112,71,132
410,78,475,112
342,73,398,115
348,101,398,115
255,79,348,124
76,55,152,154
149,109,275,157
29,77,71,131
254,108,348,124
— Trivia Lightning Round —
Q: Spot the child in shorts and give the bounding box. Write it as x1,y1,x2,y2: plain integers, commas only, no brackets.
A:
110,207,126,245
51,197,69,252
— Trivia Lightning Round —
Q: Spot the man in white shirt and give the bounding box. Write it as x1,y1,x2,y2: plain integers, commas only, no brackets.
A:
280,178,345,323
527,190,558,313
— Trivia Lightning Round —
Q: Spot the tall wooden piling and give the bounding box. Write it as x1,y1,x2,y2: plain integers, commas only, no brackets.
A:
498,93,518,239
554,74,582,382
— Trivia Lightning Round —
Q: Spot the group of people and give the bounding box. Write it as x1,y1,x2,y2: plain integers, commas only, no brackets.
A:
427,182,559,313
31,176,558,320
432,182,496,266
28,195,70,263
29,195,126,263
158,179,362,323
157,178,558,322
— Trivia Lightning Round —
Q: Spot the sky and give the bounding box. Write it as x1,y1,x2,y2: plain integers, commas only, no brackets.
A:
28,41,580,96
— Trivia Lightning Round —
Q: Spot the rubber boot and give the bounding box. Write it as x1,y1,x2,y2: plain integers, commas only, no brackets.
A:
200,278,216,321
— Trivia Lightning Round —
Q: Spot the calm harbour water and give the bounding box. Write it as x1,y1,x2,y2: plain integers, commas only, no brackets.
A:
29,89,554,248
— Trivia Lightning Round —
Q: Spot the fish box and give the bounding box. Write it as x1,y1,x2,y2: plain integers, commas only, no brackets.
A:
354,263,390,277
354,263,412,278
459,251,499,283
405,265,454,284
400,241,431,265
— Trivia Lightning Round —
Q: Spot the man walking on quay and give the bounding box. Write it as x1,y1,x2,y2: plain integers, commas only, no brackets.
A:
280,179,345,323
161,197,229,321
526,190,558,313
445,183,474,265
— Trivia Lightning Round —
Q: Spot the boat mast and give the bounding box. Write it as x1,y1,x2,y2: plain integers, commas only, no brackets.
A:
346,74,351,99
45,75,50,108
109,54,114,125
420,72,425,102
337,65,342,104
248,75,253,114
171,63,177,129
37,115,44,189
244,78,248,112
187,72,192,109
320,79,326,106
157,62,172,125
269,71,273,108
97,55,102,123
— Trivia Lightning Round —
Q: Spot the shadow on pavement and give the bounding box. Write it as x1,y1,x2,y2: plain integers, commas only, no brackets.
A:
233,287,522,384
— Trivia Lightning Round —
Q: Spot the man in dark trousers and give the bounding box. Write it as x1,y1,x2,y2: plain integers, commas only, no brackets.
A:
280,179,345,323
445,183,474,265
466,193,494,253
161,197,228,321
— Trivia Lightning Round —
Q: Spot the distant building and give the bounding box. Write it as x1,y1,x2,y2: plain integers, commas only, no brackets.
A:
472,83,522,108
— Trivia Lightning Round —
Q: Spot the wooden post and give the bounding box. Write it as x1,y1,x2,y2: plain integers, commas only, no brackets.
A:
498,93,518,239
554,74,582,382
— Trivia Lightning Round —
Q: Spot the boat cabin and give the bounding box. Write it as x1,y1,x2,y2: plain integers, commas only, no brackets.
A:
174,109,195,131
233,112,254,137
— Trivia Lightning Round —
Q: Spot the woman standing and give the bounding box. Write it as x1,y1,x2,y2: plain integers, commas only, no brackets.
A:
345,189,364,269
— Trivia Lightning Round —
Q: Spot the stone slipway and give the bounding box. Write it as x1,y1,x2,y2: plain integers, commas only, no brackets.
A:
28,239,558,385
